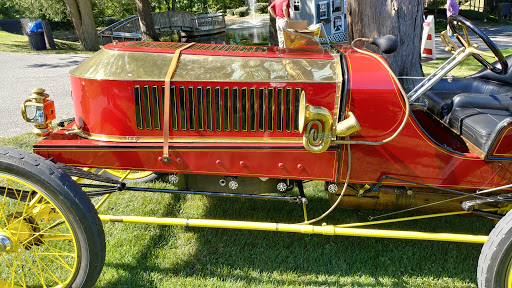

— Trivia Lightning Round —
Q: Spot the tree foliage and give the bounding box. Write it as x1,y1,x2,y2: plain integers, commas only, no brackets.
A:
0,0,24,19
11,0,69,21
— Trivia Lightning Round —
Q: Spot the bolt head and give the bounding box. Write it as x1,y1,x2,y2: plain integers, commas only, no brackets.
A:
277,182,287,192
228,180,238,190
169,174,179,184
328,184,338,194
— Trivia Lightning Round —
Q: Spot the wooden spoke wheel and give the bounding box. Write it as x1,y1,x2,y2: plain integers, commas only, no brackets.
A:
0,147,105,288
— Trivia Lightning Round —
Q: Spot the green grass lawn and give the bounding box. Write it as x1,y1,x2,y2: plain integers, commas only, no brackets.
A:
0,134,495,287
422,48,512,77
0,31,93,54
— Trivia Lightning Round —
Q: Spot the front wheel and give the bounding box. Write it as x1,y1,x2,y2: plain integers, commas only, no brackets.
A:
0,147,105,287
478,210,512,287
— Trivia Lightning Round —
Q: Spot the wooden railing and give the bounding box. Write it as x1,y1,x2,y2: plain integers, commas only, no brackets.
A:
98,11,225,44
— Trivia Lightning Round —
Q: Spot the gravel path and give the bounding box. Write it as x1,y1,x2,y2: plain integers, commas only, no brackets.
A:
0,52,90,138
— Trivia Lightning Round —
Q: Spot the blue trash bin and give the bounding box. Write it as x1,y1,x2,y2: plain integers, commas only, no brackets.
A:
27,31,47,50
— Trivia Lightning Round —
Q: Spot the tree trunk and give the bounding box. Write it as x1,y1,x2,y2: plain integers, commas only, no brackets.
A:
172,0,176,11
347,0,424,82
135,0,159,41
63,0,99,51
268,0,278,46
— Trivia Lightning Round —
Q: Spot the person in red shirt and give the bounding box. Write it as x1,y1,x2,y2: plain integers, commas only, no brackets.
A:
269,0,290,49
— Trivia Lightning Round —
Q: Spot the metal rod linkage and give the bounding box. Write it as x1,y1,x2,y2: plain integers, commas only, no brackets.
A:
80,183,302,203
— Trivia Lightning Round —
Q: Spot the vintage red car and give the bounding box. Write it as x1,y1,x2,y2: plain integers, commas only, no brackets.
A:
1,15,512,287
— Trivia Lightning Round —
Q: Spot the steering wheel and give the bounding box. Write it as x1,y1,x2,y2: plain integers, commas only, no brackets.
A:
448,15,508,75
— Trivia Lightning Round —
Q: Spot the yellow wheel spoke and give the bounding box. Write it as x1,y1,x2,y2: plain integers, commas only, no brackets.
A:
28,247,66,285
21,220,65,247
1,171,81,287
37,244,74,271
41,234,73,241
9,252,27,288
28,193,44,209
20,249,48,287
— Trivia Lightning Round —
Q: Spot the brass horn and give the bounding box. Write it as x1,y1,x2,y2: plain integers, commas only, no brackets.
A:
336,112,360,137
298,91,333,153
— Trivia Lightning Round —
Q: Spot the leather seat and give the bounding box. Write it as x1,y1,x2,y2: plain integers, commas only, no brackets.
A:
422,55,512,154
445,93,512,153
424,54,512,119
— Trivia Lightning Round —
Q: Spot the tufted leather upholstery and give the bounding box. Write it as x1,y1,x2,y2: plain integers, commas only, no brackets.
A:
422,55,512,154
445,93,512,152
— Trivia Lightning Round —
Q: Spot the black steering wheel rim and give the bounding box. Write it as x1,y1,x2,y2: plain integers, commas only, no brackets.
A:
448,15,508,75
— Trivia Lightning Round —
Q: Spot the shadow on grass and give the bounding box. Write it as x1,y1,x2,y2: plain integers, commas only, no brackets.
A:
98,186,493,287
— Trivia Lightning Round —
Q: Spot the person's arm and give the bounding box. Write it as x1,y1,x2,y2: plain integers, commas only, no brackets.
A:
269,4,277,18
283,1,290,21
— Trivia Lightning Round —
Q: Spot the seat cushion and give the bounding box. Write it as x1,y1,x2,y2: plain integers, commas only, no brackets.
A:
423,91,454,119
424,79,512,119
448,107,512,152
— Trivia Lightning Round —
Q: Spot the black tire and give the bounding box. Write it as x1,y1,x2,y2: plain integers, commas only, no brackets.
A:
0,147,105,288
478,210,512,288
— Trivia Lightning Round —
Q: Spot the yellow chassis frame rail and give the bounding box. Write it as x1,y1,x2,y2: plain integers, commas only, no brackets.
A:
99,215,488,244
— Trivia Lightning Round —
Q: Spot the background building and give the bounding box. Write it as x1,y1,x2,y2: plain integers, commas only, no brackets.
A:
290,0,347,42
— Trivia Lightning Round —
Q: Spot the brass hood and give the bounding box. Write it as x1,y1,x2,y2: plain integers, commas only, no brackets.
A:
70,48,338,83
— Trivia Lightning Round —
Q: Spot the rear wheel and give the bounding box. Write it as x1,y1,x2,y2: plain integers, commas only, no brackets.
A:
101,169,160,183
478,210,512,288
0,147,105,287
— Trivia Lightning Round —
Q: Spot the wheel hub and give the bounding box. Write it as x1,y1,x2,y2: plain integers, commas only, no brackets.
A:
0,233,14,253
6,214,43,249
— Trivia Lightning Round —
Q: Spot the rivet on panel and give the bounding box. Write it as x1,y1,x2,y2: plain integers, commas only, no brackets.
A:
297,164,304,169
216,160,222,165
278,163,284,169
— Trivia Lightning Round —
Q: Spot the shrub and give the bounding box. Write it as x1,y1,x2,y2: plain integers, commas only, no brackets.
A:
103,17,121,27
217,9,225,14
226,9,235,16
253,3,269,14
234,7,249,17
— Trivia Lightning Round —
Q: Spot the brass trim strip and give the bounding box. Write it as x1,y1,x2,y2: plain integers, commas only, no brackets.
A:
152,86,161,130
294,88,302,132
134,86,143,130
250,87,257,132
223,87,230,131
188,86,196,131
267,87,274,132
258,87,265,132
197,87,204,131
214,87,222,132
72,129,302,143
276,87,283,132
232,87,240,132
241,87,248,132
206,87,213,131
285,87,292,132
179,86,187,131
143,85,152,130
